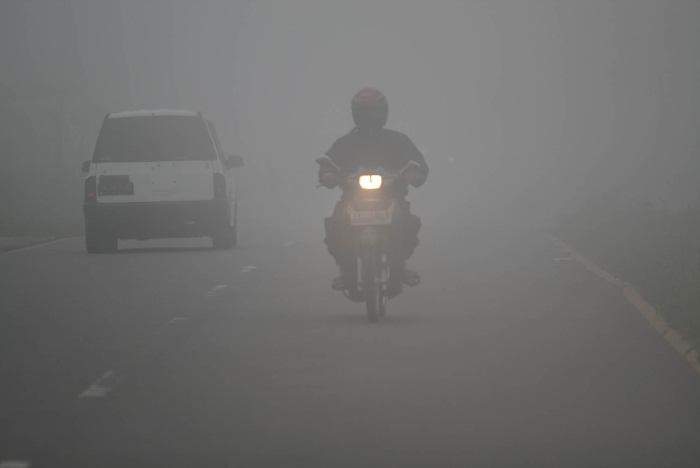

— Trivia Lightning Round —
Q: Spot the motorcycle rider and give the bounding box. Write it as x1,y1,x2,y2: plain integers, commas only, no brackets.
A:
319,88,429,295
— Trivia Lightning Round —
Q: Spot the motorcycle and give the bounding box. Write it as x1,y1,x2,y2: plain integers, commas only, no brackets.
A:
317,157,422,323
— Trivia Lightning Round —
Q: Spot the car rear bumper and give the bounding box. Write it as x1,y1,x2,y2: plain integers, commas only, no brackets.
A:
84,200,230,239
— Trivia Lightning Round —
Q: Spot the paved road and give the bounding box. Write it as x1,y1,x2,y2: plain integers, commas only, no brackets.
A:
1,223,699,467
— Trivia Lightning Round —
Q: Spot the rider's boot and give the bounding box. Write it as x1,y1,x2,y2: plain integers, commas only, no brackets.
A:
388,261,420,293
402,268,421,287
387,261,404,297
332,261,356,291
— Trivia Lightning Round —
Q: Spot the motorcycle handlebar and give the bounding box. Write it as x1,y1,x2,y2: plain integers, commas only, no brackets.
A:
316,157,424,188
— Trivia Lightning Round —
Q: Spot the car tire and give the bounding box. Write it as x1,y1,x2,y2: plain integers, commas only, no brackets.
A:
85,224,103,253
85,223,118,254
230,223,238,248
103,233,118,253
212,222,234,250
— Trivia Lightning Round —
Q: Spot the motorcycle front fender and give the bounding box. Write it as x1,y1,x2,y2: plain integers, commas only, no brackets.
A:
358,226,379,248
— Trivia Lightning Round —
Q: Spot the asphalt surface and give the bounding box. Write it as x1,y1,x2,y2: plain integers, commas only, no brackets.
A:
1,223,699,468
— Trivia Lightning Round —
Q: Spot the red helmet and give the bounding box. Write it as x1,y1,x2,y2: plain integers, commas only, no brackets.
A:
351,88,388,131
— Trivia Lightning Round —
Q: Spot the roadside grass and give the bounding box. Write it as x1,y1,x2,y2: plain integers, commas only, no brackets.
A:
556,202,700,349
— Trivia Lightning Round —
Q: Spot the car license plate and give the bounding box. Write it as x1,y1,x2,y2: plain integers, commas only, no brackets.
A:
349,209,392,226
98,175,134,196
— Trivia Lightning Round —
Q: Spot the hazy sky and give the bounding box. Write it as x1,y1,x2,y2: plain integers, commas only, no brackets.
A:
229,1,699,229
2,1,699,233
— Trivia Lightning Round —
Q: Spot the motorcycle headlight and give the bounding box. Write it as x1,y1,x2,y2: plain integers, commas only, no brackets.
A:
358,174,382,190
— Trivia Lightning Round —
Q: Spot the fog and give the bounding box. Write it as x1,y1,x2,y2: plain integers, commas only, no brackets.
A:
231,0,699,234
2,0,698,236
2,2,700,466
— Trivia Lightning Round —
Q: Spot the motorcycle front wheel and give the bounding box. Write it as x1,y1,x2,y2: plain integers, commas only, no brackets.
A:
361,250,382,323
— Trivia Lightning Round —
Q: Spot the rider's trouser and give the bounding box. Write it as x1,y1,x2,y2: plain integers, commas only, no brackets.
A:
324,199,421,270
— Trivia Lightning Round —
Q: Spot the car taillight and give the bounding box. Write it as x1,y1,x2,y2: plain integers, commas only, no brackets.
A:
84,176,97,203
213,173,227,199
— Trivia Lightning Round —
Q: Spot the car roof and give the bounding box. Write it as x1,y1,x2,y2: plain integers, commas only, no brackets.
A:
107,109,200,119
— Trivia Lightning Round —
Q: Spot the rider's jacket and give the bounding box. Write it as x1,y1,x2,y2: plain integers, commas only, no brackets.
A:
322,128,429,196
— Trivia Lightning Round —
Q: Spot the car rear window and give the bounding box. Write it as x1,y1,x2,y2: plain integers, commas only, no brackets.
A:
93,116,217,162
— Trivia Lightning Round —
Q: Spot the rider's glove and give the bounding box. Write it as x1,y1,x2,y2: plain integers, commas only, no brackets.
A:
402,166,426,187
319,171,340,189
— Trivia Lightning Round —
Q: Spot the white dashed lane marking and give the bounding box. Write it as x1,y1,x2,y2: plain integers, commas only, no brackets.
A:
79,370,122,399
205,285,228,297
241,266,257,273
153,316,192,336
165,317,190,325
0,461,31,468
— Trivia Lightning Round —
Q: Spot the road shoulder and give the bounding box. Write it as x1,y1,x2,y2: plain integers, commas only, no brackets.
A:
550,235,700,376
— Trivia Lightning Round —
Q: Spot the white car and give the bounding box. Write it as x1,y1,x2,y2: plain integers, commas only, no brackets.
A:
82,109,242,253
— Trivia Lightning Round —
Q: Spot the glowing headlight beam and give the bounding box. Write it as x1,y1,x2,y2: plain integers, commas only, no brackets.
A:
358,174,383,190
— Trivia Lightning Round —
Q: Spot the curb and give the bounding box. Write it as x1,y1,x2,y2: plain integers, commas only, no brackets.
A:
549,235,700,377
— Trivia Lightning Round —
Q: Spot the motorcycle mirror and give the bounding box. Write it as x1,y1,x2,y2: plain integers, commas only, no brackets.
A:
400,160,421,174
316,156,340,171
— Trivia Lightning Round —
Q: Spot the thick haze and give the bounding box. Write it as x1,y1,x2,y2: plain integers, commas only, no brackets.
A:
2,4,700,465
1,0,699,236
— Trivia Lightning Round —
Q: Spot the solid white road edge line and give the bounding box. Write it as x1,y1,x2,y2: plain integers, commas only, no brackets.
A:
549,235,700,376
0,237,79,256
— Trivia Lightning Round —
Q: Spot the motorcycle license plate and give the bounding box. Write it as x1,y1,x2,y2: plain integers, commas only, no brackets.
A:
349,209,392,226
